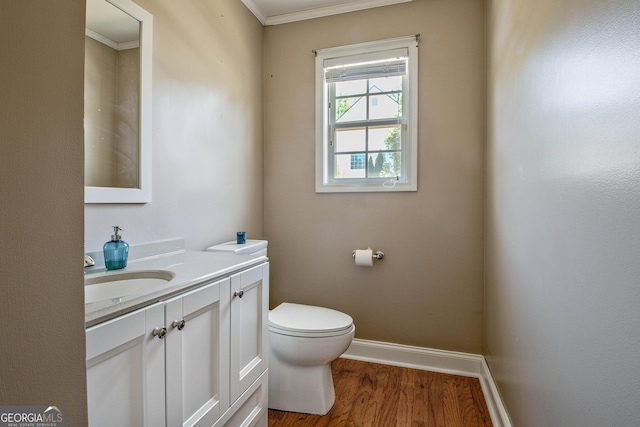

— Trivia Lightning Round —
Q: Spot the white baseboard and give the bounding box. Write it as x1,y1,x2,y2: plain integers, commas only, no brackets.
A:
341,339,512,427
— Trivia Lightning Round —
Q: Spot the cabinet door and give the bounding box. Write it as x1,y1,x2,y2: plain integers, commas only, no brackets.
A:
230,262,269,402
165,278,231,427
86,303,166,427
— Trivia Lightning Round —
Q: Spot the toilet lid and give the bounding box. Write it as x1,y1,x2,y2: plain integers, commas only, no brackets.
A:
269,303,353,337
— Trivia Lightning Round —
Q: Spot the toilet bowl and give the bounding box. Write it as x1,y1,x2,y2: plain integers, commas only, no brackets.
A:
205,240,355,415
268,302,355,415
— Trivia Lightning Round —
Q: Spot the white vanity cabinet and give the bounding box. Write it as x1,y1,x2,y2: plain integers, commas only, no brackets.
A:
230,263,269,401
213,262,269,427
86,261,269,427
86,302,166,427
164,277,230,427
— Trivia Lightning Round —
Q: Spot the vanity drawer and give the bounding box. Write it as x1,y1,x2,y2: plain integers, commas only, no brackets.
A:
213,371,268,427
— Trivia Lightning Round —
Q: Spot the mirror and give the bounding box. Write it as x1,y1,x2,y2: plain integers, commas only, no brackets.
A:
84,0,152,203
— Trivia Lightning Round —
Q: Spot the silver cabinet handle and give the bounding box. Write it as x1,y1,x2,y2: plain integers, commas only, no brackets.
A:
171,319,186,330
234,290,244,298
152,327,167,339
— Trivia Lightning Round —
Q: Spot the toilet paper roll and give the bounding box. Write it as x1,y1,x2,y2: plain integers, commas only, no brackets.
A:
354,248,374,267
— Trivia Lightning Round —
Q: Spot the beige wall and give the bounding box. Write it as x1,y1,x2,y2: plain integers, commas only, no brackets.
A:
1,0,263,422
7,0,639,424
84,38,139,188
84,0,264,252
264,0,486,352
0,1,87,423
84,37,118,187
486,0,640,425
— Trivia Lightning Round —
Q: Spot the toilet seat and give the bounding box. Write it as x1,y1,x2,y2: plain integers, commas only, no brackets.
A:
269,303,354,338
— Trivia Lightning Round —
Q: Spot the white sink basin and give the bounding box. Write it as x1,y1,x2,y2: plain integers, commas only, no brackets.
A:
85,270,174,303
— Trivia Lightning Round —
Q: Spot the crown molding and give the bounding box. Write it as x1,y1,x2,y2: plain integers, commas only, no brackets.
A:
85,28,139,51
242,0,413,26
241,0,267,25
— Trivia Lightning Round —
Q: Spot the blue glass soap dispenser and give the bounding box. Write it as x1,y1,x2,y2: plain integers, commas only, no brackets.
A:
103,226,129,270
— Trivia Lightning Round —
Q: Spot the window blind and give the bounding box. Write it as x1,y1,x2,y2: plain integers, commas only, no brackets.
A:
324,48,408,83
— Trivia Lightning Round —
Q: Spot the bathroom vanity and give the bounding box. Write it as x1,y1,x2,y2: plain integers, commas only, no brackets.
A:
84,240,269,427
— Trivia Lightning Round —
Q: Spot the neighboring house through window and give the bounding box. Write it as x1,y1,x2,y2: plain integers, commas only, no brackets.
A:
315,36,419,192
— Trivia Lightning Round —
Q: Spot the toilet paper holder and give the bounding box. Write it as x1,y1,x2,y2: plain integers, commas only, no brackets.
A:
352,250,385,260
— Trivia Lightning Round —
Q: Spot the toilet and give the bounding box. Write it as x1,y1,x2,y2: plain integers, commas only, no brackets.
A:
268,302,355,414
206,240,355,415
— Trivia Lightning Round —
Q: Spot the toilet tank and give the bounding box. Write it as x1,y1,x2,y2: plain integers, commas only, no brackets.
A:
206,239,268,257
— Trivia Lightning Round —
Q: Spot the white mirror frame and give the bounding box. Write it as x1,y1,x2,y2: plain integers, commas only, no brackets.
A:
84,0,153,203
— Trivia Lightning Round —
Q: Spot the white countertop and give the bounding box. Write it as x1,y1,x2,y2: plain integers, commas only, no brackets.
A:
85,245,267,328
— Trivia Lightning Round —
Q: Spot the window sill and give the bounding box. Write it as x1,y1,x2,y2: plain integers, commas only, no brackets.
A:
315,181,417,193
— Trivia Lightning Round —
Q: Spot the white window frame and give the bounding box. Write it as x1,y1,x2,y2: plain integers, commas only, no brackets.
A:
315,36,418,193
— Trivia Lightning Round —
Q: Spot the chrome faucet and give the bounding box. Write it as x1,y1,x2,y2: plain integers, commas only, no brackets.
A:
84,255,95,267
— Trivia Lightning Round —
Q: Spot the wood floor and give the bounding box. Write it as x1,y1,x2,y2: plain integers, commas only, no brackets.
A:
268,358,493,427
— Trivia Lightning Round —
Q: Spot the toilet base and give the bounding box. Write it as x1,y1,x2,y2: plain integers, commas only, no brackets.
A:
268,358,335,415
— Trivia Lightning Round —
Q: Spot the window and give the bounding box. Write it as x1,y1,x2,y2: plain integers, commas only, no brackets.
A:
315,36,418,192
